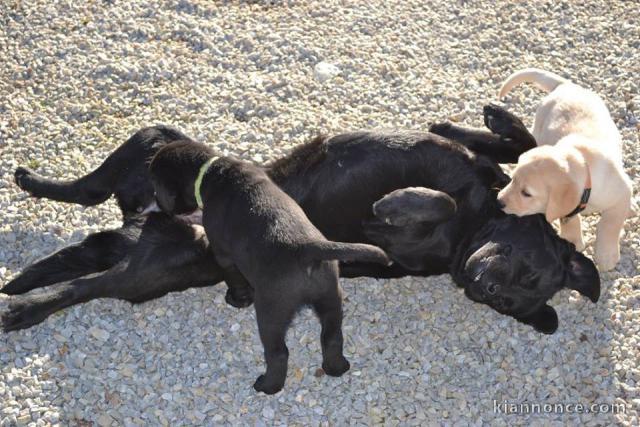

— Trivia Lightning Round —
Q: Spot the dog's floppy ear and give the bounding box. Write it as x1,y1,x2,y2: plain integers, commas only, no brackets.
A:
372,187,456,226
545,175,581,222
153,180,177,214
517,304,559,334
565,250,600,303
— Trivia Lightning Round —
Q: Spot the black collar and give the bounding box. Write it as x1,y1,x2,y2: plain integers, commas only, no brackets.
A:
562,187,591,221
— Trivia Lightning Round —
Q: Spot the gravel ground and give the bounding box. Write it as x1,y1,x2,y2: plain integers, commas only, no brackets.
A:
1,0,639,425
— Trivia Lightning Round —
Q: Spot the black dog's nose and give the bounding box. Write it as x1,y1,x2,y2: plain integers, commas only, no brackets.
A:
486,283,500,295
497,200,505,209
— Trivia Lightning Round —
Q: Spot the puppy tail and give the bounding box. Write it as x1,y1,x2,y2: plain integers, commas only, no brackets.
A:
304,241,391,265
498,68,568,98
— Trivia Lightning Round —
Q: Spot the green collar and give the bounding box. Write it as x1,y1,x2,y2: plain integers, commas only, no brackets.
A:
194,156,219,209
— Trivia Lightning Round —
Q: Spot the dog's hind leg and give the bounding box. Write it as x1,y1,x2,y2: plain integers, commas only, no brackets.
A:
1,253,223,331
14,157,119,206
1,230,130,295
253,294,297,394
14,126,186,210
1,263,135,331
312,287,350,377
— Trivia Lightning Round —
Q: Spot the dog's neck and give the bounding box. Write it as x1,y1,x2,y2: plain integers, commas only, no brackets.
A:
194,156,220,209
562,166,592,221
559,148,592,220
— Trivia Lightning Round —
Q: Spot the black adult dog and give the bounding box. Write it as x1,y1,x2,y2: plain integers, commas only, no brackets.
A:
2,106,600,334
149,142,389,393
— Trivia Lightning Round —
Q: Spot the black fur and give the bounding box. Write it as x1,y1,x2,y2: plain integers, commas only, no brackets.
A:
150,142,389,394
3,106,600,336
429,104,537,163
14,126,187,216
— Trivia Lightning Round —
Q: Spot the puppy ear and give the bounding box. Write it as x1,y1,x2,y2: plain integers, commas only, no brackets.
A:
372,187,456,226
545,176,581,222
517,304,559,334
565,250,600,303
153,181,177,214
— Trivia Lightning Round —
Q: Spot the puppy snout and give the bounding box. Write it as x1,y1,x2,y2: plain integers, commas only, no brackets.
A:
497,199,505,209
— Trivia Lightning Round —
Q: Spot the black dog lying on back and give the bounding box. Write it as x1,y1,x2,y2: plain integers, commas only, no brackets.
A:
149,142,389,393
2,106,600,335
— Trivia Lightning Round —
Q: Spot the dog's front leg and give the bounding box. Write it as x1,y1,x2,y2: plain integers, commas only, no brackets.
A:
559,215,585,251
594,199,630,271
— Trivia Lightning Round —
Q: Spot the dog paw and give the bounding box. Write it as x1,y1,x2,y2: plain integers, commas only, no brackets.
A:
14,166,44,197
253,374,284,395
1,278,29,296
594,249,620,272
483,104,527,138
14,167,35,189
224,290,253,308
322,356,350,377
1,300,45,332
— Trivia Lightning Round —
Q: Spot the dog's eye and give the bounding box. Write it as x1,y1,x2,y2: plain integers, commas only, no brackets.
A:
521,189,531,198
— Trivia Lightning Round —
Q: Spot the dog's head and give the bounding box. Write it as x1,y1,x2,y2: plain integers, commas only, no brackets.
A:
148,141,215,215
497,147,582,221
455,214,600,334
115,167,158,216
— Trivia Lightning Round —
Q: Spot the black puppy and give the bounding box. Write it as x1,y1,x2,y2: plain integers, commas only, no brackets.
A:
149,141,390,394
14,126,182,215
3,128,222,331
3,106,599,334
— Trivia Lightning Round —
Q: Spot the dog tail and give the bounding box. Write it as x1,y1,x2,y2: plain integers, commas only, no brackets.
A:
498,68,568,98
303,241,391,265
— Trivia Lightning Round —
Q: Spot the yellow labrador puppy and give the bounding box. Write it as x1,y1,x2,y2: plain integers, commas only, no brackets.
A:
496,68,633,271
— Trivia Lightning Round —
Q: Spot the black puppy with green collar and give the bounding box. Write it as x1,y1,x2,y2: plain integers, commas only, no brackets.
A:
149,140,390,394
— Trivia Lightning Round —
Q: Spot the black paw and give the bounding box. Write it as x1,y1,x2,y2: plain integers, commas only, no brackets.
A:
322,356,350,377
224,289,254,308
1,278,28,296
483,104,528,140
14,167,41,195
1,300,46,332
428,121,453,136
253,374,284,395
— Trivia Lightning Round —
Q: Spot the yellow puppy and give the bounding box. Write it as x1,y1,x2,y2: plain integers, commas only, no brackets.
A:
496,68,633,271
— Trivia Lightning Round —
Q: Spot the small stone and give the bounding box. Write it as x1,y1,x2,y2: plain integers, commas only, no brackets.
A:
89,326,110,341
313,62,340,83
262,407,275,419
